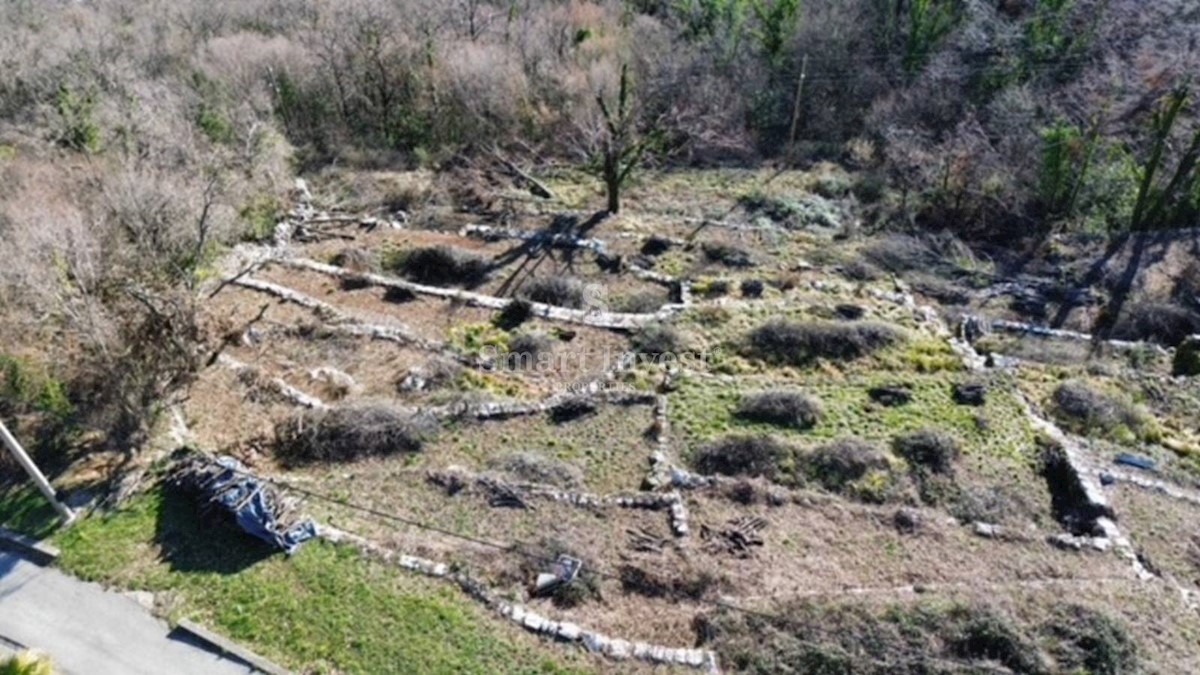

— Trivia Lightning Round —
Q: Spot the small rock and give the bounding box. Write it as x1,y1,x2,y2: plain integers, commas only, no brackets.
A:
124,591,155,611
974,522,1001,539
1048,533,1085,551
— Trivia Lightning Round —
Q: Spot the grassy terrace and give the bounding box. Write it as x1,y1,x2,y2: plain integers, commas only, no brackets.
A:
0,484,589,675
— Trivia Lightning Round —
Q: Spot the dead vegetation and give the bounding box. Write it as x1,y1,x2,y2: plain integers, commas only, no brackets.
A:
274,404,435,464
517,276,588,309
734,391,823,430
692,435,789,480
1051,381,1147,439
746,320,903,365
705,599,1138,675
387,245,490,288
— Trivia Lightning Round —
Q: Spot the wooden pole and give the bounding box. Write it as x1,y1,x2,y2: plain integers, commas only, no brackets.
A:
0,419,74,524
786,53,809,163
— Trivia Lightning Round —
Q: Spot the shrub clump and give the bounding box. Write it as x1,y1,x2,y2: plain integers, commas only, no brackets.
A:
505,332,554,369
706,599,1058,675
518,276,587,309
330,247,380,273
734,391,822,430
691,435,789,479
631,322,681,357
746,320,903,365
1110,302,1199,346
702,242,754,268
1051,381,1146,438
274,404,435,464
1045,604,1138,675
388,245,489,287
493,299,534,330
802,438,889,494
893,429,960,475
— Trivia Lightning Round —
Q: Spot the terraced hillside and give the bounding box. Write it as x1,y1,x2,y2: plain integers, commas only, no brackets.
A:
19,168,1200,673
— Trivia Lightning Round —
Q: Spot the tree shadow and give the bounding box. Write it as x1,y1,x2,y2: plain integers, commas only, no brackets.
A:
153,487,276,575
491,212,608,298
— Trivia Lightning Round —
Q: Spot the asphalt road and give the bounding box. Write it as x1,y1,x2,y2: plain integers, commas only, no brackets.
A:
0,551,257,675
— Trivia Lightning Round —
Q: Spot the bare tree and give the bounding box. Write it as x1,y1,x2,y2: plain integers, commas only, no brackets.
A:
592,64,652,214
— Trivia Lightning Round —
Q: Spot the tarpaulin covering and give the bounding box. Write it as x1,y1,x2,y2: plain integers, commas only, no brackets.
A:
190,456,318,554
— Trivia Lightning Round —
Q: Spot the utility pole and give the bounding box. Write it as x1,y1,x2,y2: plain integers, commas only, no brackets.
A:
0,419,74,524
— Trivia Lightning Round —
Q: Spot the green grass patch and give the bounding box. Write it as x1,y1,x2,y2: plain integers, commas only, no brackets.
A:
0,483,61,539
53,487,586,674
672,373,1034,462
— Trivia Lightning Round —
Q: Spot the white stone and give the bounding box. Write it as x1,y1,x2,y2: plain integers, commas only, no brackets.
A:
557,622,581,641
608,639,631,659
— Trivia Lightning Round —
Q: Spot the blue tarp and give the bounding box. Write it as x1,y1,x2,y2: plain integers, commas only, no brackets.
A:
1114,453,1156,472
204,457,318,554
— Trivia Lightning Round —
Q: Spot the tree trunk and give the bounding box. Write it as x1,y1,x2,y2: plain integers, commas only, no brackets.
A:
604,150,621,214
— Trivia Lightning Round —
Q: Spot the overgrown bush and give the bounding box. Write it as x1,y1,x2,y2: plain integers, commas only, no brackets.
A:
1109,302,1200,346
331,247,380,273
893,429,960,474
746,320,902,365
735,391,822,429
702,242,755,267
631,322,682,357
1045,604,1139,675
1051,381,1146,439
493,299,534,330
388,246,490,287
691,435,789,479
619,563,718,600
274,404,435,464
506,333,554,369
706,599,1063,675
518,276,587,309
801,438,888,493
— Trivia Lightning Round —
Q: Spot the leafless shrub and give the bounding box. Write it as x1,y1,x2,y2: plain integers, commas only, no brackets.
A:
893,429,961,475
735,391,823,430
1051,381,1146,437
389,246,490,287
274,404,436,464
506,333,554,369
631,322,681,356
746,320,903,365
331,247,380,273
1109,302,1200,346
518,276,587,309
618,563,719,601
692,435,790,479
801,438,888,493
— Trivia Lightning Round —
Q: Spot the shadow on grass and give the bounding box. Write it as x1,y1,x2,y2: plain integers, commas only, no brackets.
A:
0,482,61,539
153,487,276,575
